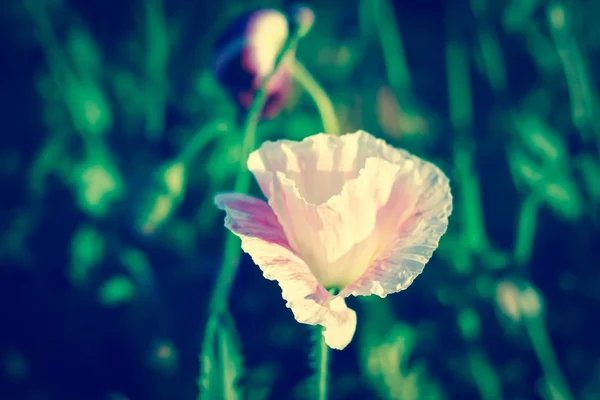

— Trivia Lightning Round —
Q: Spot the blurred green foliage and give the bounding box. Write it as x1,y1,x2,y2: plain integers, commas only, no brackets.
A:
1,0,600,399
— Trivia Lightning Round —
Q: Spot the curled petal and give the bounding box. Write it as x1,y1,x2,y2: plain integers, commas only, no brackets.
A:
214,193,357,349
340,155,453,297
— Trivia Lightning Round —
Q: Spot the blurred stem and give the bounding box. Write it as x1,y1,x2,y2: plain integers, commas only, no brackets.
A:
143,0,169,140
475,27,507,95
468,348,503,400
369,0,412,93
177,122,229,165
24,1,105,154
523,315,574,400
514,195,541,267
469,0,508,96
445,40,491,255
291,60,340,134
314,289,336,400
315,326,329,400
546,2,600,157
198,27,305,397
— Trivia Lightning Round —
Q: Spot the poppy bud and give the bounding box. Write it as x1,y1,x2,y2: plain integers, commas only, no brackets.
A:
213,8,293,119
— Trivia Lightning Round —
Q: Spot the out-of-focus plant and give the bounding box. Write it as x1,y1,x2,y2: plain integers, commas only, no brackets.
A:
362,0,437,141
546,2,600,154
5,0,600,398
359,298,446,400
199,311,244,400
213,8,294,120
212,5,338,134
508,114,583,222
198,7,315,399
496,280,574,400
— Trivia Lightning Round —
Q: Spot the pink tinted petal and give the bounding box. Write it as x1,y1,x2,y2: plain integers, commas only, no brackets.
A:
266,158,403,289
214,193,357,349
340,158,452,298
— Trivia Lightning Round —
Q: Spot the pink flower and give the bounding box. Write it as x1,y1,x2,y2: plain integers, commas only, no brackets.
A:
215,131,452,349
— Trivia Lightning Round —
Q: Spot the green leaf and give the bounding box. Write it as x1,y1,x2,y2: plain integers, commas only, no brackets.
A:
198,312,244,400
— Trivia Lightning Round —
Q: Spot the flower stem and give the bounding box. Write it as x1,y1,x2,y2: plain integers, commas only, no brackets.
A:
290,60,340,135
467,348,502,400
197,27,305,398
177,122,229,165
315,325,329,400
513,194,541,267
369,0,413,94
523,314,574,400
314,289,337,400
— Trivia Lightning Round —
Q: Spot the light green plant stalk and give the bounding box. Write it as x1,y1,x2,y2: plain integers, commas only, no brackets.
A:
445,39,506,399
467,348,503,400
513,195,541,267
510,199,574,400
197,25,306,397
143,0,169,140
176,121,231,166
312,288,338,400
470,0,508,96
445,40,492,256
315,326,330,400
368,0,413,94
366,0,433,136
291,60,340,134
546,1,600,158
522,309,574,400
458,308,503,400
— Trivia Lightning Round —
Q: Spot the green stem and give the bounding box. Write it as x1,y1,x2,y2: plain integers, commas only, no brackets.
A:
24,2,106,155
177,122,228,165
143,0,168,139
315,289,338,400
370,0,413,93
316,326,329,400
467,348,502,400
290,60,340,134
198,28,304,397
445,40,491,254
523,315,574,400
215,29,302,314
514,195,541,267
546,2,600,158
